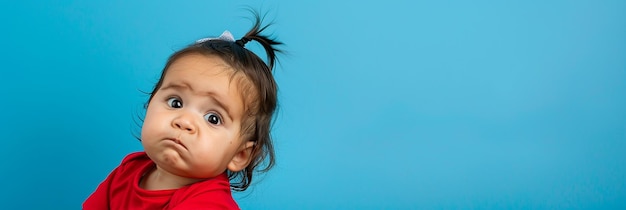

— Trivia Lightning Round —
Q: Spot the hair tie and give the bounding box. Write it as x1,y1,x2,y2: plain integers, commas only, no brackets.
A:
196,30,236,43
236,37,251,47
195,30,250,48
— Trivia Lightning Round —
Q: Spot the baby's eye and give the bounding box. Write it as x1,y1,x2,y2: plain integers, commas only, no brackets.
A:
204,112,222,125
167,97,183,108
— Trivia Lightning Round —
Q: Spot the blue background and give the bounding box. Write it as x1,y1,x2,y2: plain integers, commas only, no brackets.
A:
1,0,625,209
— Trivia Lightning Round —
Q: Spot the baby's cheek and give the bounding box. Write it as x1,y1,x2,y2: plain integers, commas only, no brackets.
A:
142,122,166,141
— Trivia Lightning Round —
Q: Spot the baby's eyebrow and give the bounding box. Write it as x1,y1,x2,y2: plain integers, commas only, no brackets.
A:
160,82,233,122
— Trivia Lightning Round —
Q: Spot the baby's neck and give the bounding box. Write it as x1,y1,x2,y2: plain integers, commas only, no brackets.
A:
139,166,203,190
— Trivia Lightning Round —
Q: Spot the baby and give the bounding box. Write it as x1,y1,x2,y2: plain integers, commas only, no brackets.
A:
84,13,282,209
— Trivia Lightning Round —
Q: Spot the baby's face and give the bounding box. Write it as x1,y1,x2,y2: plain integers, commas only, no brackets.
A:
141,53,252,179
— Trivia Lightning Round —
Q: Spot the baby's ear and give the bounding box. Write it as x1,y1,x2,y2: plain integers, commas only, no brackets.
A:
228,141,255,172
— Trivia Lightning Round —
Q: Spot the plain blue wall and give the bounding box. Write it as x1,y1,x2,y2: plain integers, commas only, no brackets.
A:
1,0,625,209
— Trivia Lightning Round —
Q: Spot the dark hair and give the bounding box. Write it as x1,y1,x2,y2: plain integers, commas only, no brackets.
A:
145,11,282,191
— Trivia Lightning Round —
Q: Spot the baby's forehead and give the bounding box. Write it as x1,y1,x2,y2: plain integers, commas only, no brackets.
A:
169,53,233,71
167,53,256,96
164,57,255,111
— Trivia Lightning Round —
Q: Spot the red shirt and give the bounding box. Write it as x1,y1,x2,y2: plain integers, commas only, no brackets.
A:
83,152,239,210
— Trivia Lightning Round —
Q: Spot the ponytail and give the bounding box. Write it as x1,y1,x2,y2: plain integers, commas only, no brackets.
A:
235,11,283,70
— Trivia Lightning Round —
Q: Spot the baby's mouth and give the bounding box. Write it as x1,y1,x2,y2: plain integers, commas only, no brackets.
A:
167,138,188,150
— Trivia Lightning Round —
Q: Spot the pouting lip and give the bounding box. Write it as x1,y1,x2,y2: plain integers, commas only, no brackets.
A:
166,138,188,150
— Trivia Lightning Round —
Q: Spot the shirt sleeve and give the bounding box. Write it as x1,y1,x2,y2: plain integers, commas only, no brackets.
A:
82,167,116,210
82,153,140,210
